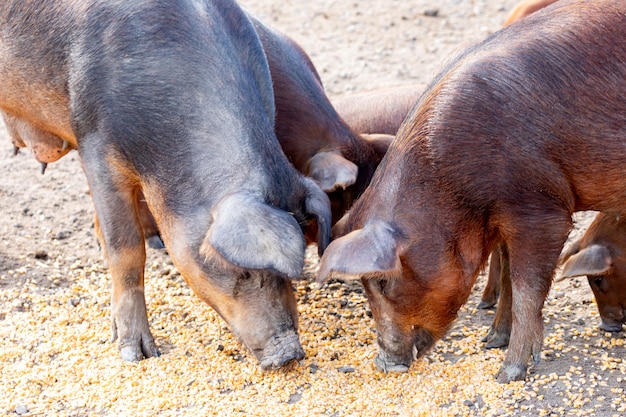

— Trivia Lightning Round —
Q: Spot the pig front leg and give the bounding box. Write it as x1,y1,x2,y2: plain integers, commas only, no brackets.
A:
81,147,160,362
495,213,571,383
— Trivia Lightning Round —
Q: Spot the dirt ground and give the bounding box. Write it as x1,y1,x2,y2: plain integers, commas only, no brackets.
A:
0,1,624,416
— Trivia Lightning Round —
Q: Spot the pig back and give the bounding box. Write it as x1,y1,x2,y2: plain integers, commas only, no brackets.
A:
389,0,626,217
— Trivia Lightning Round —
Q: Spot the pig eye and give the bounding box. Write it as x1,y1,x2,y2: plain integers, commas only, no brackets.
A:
591,276,604,289
376,279,387,295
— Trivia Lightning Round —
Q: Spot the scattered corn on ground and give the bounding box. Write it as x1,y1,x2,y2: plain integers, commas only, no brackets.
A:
1,1,625,416
1,244,624,417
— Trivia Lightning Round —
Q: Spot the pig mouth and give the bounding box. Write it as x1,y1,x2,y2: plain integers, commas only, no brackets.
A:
599,311,625,332
374,327,435,373
254,331,305,370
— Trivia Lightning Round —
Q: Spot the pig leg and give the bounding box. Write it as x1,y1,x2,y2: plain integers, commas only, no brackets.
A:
496,214,571,383
80,146,159,362
136,191,165,250
478,247,502,309
94,191,164,251
482,243,511,348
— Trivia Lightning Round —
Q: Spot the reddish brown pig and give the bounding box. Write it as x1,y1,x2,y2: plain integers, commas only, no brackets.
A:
559,213,626,332
504,0,560,26
317,0,626,383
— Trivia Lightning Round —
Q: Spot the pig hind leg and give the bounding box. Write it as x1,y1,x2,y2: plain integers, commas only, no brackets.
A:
478,246,503,309
482,243,512,348
81,144,160,361
496,210,571,383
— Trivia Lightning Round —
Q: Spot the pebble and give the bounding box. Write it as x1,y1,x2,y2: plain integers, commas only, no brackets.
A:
15,405,28,415
55,230,71,240
287,392,302,404
309,363,319,374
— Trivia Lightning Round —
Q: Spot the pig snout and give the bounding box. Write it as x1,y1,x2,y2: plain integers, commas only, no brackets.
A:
257,331,305,370
373,324,436,373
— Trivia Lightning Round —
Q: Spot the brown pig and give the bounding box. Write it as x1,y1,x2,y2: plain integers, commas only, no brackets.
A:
251,17,394,225
559,213,626,332
331,85,426,136
317,0,626,383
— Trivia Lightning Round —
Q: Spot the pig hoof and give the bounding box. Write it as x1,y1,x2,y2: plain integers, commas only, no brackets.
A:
143,340,161,359
477,299,496,309
599,320,624,333
146,235,165,250
496,364,527,383
482,330,510,349
119,339,161,362
120,346,143,362
374,354,410,373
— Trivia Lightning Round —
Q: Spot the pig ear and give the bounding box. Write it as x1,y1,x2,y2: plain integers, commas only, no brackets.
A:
360,133,394,160
306,151,358,192
557,244,612,281
558,240,582,265
303,178,331,256
331,212,350,240
201,193,305,278
317,221,402,283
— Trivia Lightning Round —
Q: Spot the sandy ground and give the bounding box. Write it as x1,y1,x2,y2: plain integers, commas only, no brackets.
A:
1,1,624,416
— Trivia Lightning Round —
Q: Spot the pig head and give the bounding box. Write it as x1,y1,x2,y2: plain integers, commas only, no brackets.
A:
559,213,626,332
0,0,331,369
